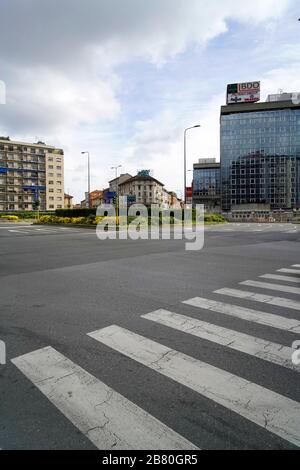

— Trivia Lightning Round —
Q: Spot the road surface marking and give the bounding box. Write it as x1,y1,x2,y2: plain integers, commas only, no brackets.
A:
278,269,300,275
142,310,297,371
260,274,300,284
183,297,300,334
215,288,300,311
292,265,300,268
240,280,300,296
8,229,30,234
0,225,30,229
35,228,59,232
88,325,300,448
12,346,196,450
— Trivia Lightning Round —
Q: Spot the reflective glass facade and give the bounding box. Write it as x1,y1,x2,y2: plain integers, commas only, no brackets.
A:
193,167,220,197
220,106,300,211
192,163,221,210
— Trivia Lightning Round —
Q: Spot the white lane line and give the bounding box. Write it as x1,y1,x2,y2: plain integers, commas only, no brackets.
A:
292,265,300,268
35,228,59,232
8,229,30,234
12,346,196,451
215,288,300,311
183,297,300,334
89,325,300,448
0,225,31,229
240,280,300,296
278,269,300,275
260,274,300,284
142,310,297,371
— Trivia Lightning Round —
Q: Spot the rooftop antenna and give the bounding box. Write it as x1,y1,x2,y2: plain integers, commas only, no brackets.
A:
278,88,283,95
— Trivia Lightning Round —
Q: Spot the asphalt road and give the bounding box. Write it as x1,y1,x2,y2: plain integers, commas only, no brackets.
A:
0,222,300,450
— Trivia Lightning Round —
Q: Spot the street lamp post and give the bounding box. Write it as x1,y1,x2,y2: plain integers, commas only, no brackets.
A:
81,151,91,208
184,125,201,206
111,164,122,182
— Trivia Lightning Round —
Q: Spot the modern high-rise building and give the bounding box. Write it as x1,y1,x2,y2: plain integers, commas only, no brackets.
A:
0,137,64,211
192,158,221,211
220,93,300,212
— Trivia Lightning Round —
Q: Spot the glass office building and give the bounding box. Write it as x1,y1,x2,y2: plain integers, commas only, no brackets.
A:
193,159,221,210
220,96,300,211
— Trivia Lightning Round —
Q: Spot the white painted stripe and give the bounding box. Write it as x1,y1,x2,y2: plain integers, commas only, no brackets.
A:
89,325,300,447
35,228,58,232
240,280,300,296
215,288,300,311
142,310,297,371
8,229,30,234
260,274,300,284
183,297,300,334
292,265,300,268
278,269,300,275
12,346,196,450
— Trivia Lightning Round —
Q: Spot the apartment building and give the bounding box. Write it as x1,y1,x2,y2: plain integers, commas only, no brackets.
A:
64,193,73,209
118,175,166,206
89,190,103,208
109,173,132,194
118,174,181,208
0,137,64,211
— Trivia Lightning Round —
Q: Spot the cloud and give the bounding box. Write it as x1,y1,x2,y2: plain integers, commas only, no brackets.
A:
0,0,290,67
1,66,120,134
0,0,290,134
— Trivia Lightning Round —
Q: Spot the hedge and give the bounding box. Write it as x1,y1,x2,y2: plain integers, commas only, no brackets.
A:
0,211,55,219
55,208,97,218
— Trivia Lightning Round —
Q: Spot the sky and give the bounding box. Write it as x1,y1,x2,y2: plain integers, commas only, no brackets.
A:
0,0,300,202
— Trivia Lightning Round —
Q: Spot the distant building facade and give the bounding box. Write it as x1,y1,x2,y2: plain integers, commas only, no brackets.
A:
118,175,175,208
89,190,103,208
192,158,221,211
64,193,73,209
0,137,64,211
220,93,300,212
109,173,132,194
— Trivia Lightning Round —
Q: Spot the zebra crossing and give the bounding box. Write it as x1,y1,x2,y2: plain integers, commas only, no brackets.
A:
11,263,300,449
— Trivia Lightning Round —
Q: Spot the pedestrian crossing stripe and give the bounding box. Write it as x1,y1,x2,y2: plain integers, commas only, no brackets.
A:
183,296,300,333
88,325,300,448
215,288,300,311
142,309,297,371
260,274,300,284
12,346,197,451
240,280,300,296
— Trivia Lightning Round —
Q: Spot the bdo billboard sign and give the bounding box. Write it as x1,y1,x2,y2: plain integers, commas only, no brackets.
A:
227,81,260,105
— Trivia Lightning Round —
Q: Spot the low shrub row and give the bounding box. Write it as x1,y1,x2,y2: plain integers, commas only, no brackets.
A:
38,213,227,226
0,215,19,221
204,213,227,223
39,215,103,225
0,211,55,219
55,208,97,218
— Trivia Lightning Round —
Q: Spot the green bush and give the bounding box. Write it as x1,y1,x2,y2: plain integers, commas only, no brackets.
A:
204,213,227,223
